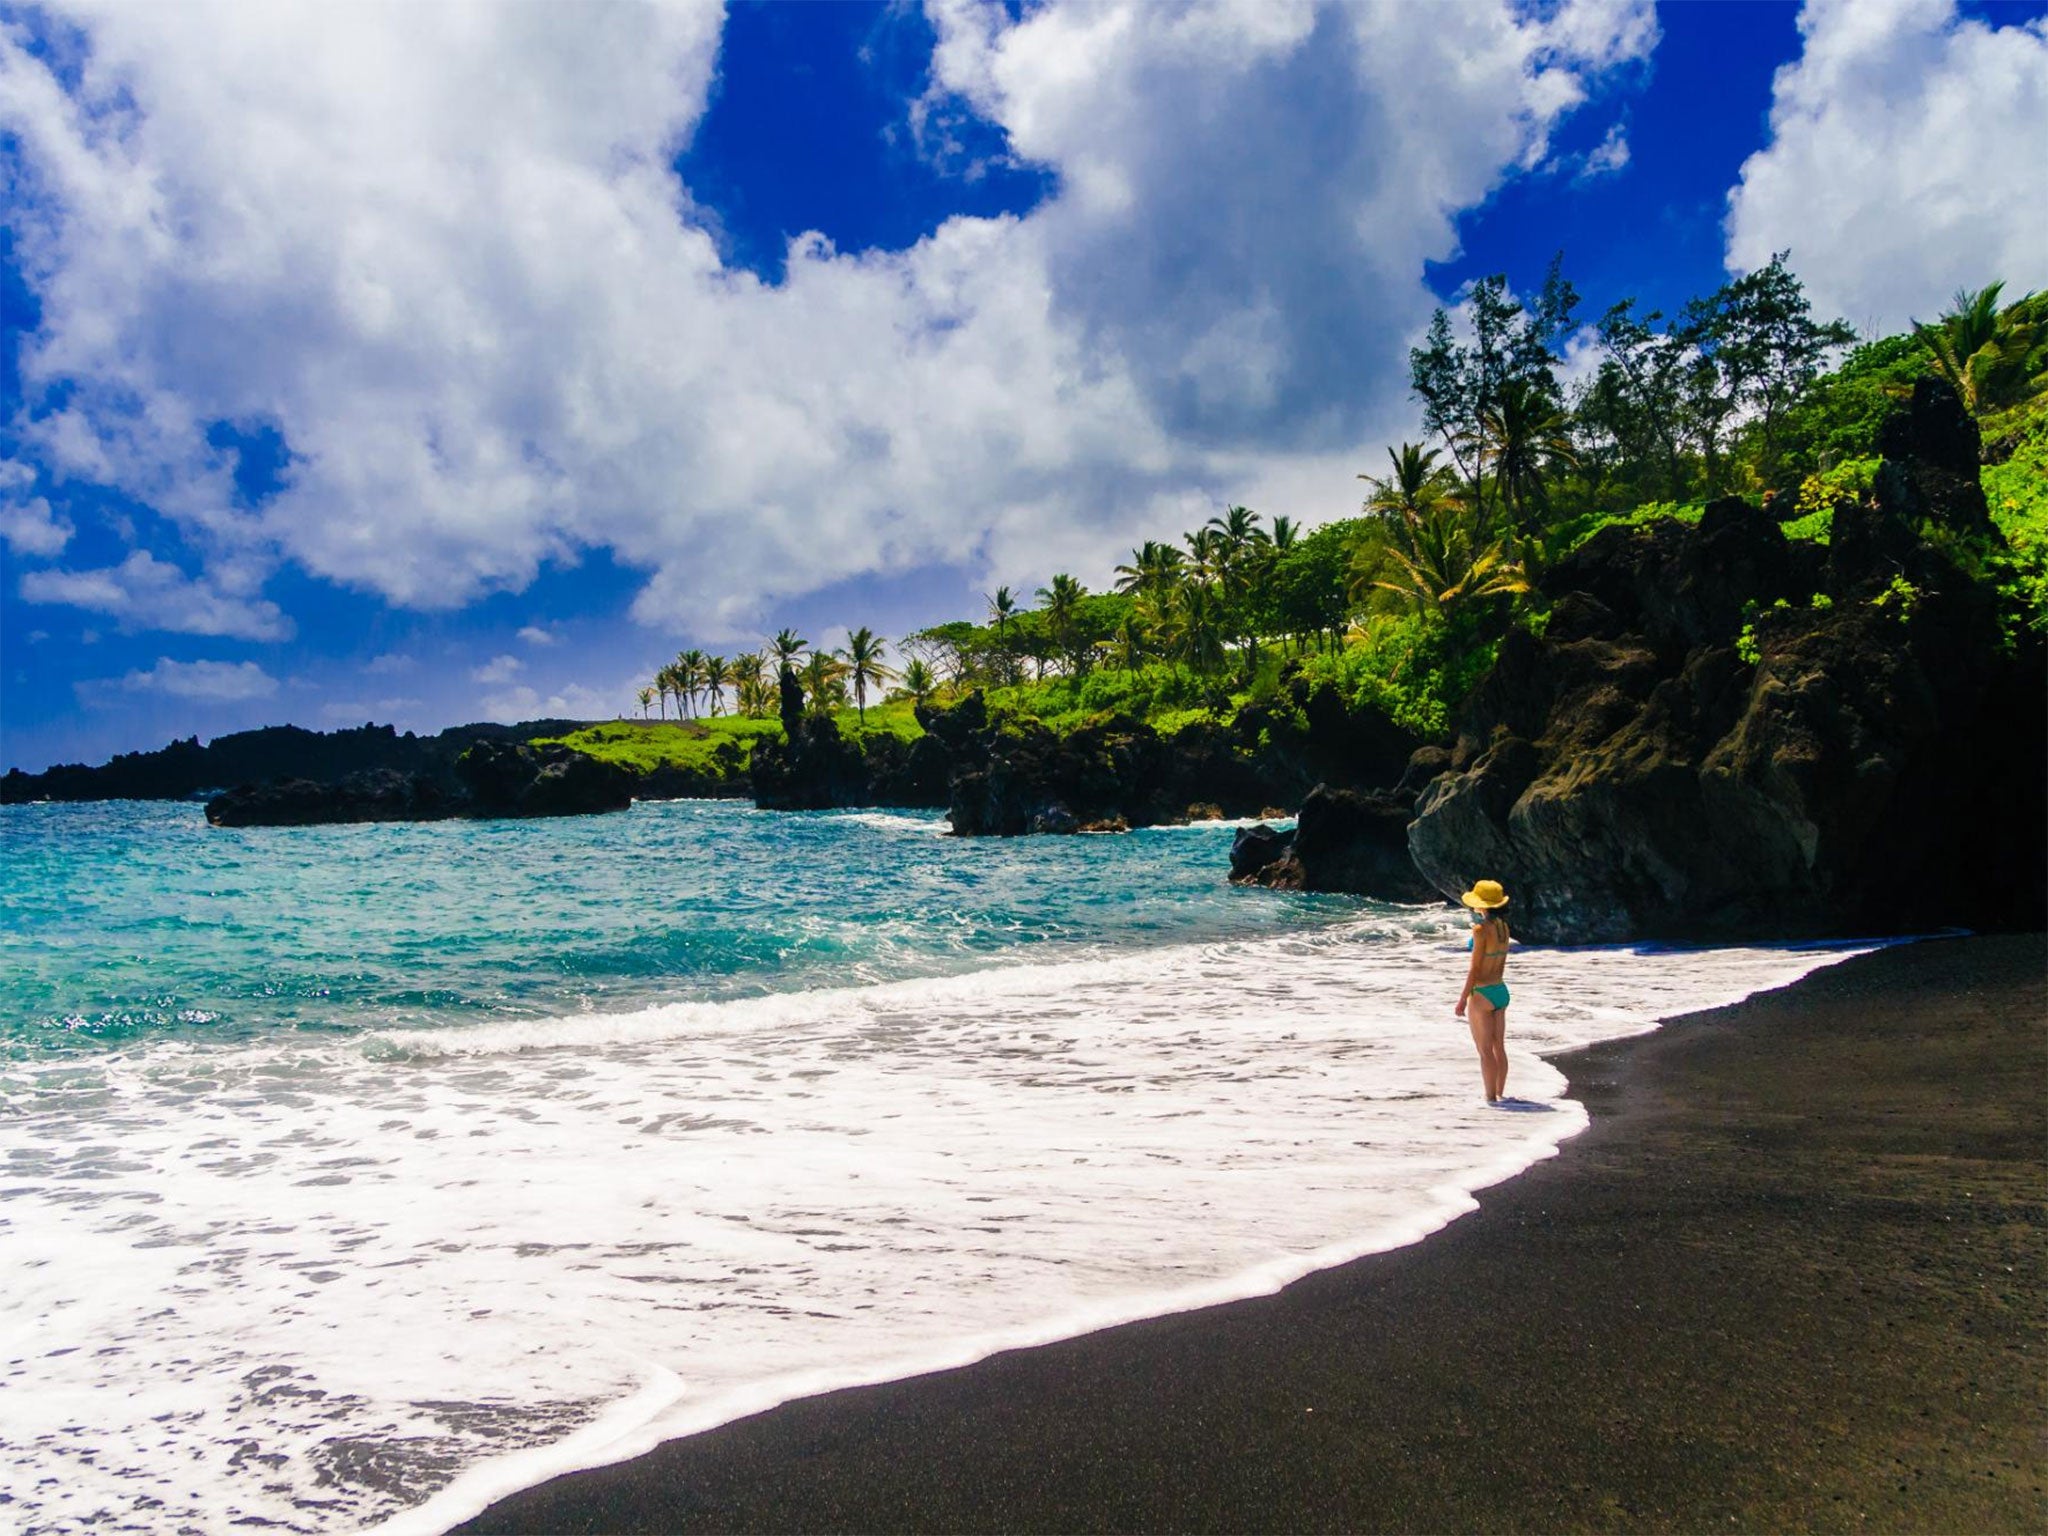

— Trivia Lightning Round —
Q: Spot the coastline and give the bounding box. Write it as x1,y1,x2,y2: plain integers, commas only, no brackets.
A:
454,932,2046,1535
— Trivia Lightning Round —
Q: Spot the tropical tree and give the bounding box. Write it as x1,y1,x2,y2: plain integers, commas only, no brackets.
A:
801,649,847,714
1482,377,1579,543
653,663,677,721
1113,540,1185,601
1207,504,1267,554
674,650,705,717
701,654,732,716
636,686,654,720
1183,526,1223,584
1161,580,1229,699
899,656,936,705
838,627,891,722
1913,282,2048,415
771,629,808,670
986,586,1020,683
1269,514,1299,553
730,652,767,713
1110,612,1149,672
1035,573,1088,675
1371,501,1529,618
1361,442,1460,523
1410,259,1579,528
1683,253,1856,488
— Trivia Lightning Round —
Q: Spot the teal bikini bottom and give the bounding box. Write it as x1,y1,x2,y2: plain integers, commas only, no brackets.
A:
1471,982,1510,1009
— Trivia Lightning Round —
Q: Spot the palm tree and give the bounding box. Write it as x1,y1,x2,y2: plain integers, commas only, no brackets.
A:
1361,442,1459,524
701,654,732,716
1111,612,1149,673
1182,526,1223,584
1035,573,1087,675
673,650,705,718
654,664,677,722
986,586,1020,683
771,629,808,671
1269,515,1299,553
1161,581,1229,704
838,626,891,722
636,686,654,720
1913,282,2048,415
729,652,767,716
1371,501,1529,617
1206,504,1268,554
900,656,936,706
1113,540,1186,600
1482,378,1578,541
801,649,847,714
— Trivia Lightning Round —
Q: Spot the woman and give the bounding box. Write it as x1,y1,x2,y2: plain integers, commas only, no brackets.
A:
1454,879,1512,1103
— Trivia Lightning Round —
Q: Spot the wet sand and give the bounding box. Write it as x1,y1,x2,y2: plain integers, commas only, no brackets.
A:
458,933,2046,1534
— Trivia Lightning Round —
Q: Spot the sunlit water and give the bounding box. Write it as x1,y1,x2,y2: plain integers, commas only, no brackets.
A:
0,800,1874,1533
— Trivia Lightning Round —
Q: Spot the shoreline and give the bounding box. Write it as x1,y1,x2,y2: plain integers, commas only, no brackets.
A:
453,932,2046,1534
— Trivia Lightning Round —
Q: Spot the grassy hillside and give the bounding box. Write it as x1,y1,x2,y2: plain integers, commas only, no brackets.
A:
535,697,923,774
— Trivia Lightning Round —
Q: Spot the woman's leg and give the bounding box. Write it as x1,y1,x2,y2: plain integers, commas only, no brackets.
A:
1467,997,1499,1101
1486,1007,1508,1099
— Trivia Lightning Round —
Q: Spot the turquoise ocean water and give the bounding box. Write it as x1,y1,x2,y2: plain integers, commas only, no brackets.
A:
1,800,1869,1533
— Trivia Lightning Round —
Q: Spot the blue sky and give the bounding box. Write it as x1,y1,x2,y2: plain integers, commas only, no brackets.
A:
3,0,2044,773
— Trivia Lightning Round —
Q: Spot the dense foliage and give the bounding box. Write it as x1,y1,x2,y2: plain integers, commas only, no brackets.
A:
606,275,2043,769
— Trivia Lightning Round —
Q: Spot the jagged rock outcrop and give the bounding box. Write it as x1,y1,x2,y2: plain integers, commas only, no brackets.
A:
5,718,588,804
1405,381,2044,942
205,741,631,827
1230,784,1440,902
204,769,459,827
749,713,873,811
933,693,1308,836
454,739,634,818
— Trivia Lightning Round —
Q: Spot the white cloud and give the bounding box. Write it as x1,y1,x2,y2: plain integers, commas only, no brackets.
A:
18,548,294,639
479,680,633,724
1,0,1657,636
363,651,415,675
471,653,522,685
320,696,424,722
1726,0,2048,333
1575,122,1630,181
0,459,74,556
516,624,556,646
80,656,279,705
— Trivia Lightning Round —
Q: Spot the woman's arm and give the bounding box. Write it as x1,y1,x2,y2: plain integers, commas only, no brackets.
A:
1455,924,1483,1016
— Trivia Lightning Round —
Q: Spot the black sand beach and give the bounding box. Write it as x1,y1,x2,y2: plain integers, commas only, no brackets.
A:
459,933,2046,1534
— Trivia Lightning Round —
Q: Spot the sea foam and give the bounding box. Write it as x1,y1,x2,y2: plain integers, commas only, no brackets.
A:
0,908,1877,1535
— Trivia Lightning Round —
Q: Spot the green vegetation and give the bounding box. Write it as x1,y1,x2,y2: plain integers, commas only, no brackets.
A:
1983,391,2048,633
570,277,2041,772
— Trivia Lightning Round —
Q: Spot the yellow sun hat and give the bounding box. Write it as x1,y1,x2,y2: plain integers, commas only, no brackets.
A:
1460,879,1510,910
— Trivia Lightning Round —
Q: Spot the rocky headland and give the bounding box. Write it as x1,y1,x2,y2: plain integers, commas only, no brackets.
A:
3,718,586,805
203,738,634,827
1236,378,2046,942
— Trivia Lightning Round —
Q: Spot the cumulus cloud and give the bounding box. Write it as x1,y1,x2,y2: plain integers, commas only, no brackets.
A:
516,624,556,646
0,460,74,556
480,679,635,724
18,548,294,639
1,0,1657,637
471,654,523,685
79,656,279,705
1726,0,2048,332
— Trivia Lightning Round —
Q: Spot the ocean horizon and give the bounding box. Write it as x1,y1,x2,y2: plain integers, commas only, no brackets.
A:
1,800,1877,1533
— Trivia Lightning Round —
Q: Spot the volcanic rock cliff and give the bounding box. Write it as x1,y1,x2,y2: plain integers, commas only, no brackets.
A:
1400,377,2044,942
